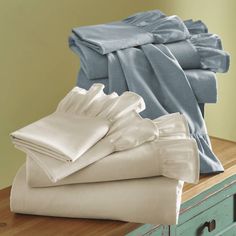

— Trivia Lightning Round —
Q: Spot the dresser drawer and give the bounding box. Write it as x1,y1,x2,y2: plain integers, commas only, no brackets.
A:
176,195,235,236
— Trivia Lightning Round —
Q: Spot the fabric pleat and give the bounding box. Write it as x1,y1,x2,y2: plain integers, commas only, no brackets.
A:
184,19,208,34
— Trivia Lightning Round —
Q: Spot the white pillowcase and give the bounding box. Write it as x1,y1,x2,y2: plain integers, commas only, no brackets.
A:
11,84,146,162
20,111,159,182
26,113,199,186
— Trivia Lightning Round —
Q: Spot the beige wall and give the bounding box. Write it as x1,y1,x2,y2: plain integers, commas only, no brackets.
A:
0,0,235,189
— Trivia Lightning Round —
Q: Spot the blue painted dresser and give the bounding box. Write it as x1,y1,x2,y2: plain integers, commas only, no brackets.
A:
127,137,236,236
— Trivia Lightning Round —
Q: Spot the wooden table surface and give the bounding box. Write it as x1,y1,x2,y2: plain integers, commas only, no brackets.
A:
0,137,236,236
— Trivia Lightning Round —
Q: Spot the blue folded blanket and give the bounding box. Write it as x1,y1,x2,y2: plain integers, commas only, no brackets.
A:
70,10,230,174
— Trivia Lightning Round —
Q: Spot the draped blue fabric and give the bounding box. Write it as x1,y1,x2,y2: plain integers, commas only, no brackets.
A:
70,10,230,174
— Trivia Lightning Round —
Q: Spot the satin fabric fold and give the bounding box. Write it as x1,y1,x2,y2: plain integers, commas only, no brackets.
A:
23,112,199,183
11,165,184,225
12,86,172,182
27,138,199,187
26,113,199,187
11,84,149,162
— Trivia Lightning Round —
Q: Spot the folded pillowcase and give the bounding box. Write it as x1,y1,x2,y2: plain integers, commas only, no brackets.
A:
167,37,229,73
20,110,160,182
182,20,229,72
11,114,109,162
26,113,199,186
124,13,190,44
188,33,229,72
71,10,189,54
11,165,184,225
69,33,229,81
10,84,146,162
27,137,199,188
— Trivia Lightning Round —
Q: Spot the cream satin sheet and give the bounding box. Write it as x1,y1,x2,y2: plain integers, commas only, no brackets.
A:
26,113,199,187
11,165,184,225
10,84,200,225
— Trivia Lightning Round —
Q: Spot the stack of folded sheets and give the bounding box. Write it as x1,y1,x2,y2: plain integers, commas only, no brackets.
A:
10,9,230,226
69,10,230,174
10,84,200,225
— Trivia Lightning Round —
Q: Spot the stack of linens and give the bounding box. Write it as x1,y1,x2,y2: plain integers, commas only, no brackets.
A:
10,84,199,225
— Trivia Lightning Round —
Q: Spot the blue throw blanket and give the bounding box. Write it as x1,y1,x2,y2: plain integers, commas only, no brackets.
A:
70,10,230,174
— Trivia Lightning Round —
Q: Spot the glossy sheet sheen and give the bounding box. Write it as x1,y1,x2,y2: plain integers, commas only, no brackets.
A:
26,113,199,187
11,165,184,225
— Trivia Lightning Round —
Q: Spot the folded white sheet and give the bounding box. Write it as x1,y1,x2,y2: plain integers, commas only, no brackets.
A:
11,165,184,225
27,137,199,188
20,109,160,182
11,84,146,162
24,112,198,183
